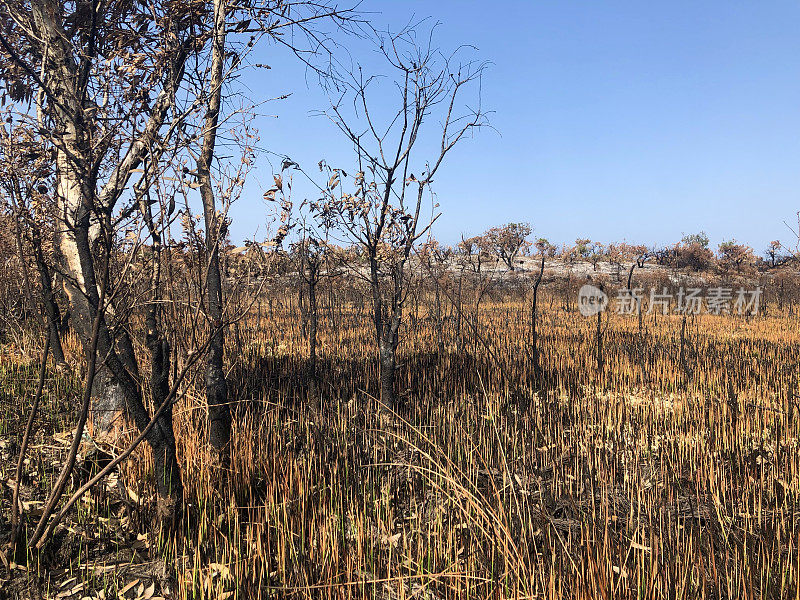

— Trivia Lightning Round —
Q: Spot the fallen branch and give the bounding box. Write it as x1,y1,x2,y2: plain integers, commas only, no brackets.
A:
8,333,50,555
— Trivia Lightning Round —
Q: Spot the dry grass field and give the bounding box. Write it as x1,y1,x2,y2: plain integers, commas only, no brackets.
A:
2,276,799,600
2,0,798,597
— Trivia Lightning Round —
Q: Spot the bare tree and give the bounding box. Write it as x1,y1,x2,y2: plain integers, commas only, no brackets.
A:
182,0,363,455
530,238,552,379
456,234,498,353
320,27,487,407
293,234,337,385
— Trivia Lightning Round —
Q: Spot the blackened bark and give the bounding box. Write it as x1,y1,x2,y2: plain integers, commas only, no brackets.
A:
595,304,604,375
379,306,402,409
146,310,182,523
435,283,444,356
15,0,188,532
197,0,231,454
68,215,182,518
205,302,230,452
530,253,545,379
6,164,67,365
308,277,318,380
299,274,308,339
60,308,71,334
30,230,66,365
379,340,397,408
369,250,398,408
142,204,182,523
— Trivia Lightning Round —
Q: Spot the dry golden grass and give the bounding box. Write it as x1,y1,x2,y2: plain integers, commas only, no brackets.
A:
2,286,799,599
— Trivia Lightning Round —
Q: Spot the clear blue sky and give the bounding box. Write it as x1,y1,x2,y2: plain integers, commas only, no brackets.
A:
226,0,800,255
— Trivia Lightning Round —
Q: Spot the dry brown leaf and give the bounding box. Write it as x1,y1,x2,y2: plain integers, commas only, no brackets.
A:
119,579,140,597
140,582,155,600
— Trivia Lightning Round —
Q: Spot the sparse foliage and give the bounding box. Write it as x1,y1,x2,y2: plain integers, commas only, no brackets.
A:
482,222,532,270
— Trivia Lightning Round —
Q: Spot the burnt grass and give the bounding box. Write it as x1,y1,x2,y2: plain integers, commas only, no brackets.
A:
1,286,799,599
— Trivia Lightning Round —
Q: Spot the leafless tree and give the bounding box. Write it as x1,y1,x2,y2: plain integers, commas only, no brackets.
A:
181,0,363,456
765,240,783,268
456,235,498,353
320,26,488,407
530,238,552,379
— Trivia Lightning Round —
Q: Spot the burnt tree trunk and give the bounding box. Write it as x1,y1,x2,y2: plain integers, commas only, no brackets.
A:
435,281,444,356
369,249,400,409
197,0,231,455
142,198,183,524
530,253,545,380
26,0,186,523
307,275,318,381
31,234,66,366
379,338,397,407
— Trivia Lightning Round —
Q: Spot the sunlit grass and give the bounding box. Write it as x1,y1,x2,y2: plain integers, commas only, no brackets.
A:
2,286,798,599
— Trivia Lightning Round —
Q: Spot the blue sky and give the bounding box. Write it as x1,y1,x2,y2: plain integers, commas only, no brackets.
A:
225,1,800,255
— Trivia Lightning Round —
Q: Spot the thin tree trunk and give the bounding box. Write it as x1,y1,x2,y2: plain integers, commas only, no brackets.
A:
142,204,183,525
595,308,604,375
308,276,318,380
30,284,103,548
531,253,545,380
197,0,231,454
379,338,397,408
30,228,66,365
8,185,34,321
6,165,67,365
435,282,444,356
